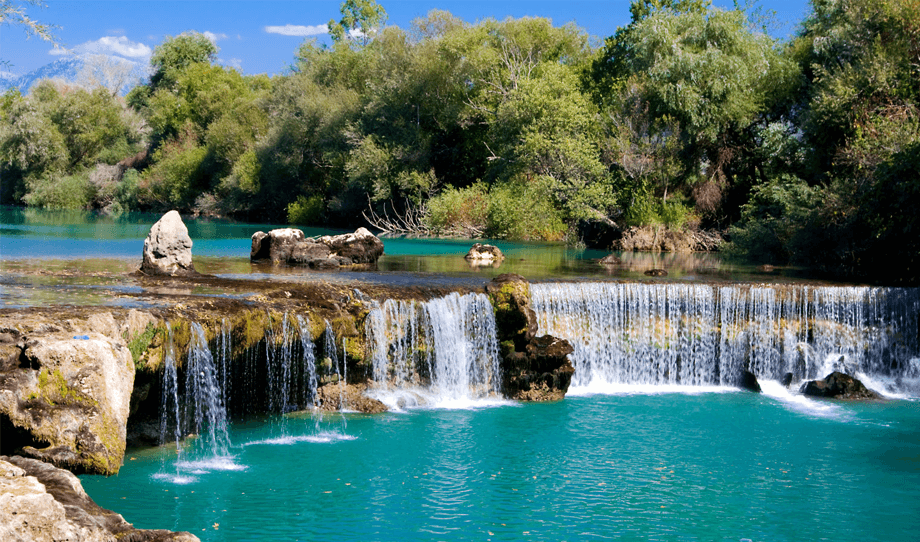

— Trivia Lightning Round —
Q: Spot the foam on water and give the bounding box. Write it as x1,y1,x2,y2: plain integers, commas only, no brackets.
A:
151,473,197,485
175,456,247,472
244,432,357,446
367,386,512,411
759,380,852,421
568,382,738,397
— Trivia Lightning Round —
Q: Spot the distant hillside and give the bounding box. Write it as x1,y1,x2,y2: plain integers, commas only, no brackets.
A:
0,54,150,96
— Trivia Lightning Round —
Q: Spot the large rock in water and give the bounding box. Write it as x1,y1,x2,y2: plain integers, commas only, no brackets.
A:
0,455,199,542
800,371,881,400
0,332,134,475
487,274,575,401
251,227,384,268
465,243,504,264
139,210,196,276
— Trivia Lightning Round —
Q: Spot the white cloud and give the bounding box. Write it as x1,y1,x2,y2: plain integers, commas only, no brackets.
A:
264,24,328,37
49,36,152,59
203,31,228,44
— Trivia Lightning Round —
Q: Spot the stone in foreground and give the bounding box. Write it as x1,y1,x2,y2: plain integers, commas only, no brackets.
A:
140,210,197,276
0,455,199,542
0,331,134,475
251,227,384,268
800,371,881,400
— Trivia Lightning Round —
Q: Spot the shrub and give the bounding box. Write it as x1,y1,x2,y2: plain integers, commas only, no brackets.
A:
22,170,93,209
287,194,325,225
425,183,489,237
486,177,567,241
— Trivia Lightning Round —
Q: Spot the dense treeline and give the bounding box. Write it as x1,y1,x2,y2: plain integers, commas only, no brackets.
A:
1,0,918,282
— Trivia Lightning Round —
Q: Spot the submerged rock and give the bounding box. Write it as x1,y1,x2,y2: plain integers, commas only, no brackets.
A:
465,243,504,264
251,227,384,268
799,371,881,400
487,274,574,401
140,210,197,276
0,332,135,475
599,254,622,266
0,455,199,542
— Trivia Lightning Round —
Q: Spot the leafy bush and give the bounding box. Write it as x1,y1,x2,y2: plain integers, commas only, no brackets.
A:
724,175,820,263
425,183,489,237
287,194,325,225
486,177,566,241
22,170,93,209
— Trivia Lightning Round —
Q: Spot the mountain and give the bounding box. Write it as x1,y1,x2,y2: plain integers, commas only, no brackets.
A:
0,54,150,96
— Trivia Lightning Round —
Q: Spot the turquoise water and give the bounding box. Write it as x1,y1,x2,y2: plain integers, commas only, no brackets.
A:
82,391,920,542
0,206,785,284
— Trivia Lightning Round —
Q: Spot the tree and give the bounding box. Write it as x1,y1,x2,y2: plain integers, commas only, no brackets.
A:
0,0,55,44
149,32,218,89
328,0,387,46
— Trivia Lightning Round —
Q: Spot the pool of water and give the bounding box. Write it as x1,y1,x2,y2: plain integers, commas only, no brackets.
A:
0,207,808,307
81,390,920,542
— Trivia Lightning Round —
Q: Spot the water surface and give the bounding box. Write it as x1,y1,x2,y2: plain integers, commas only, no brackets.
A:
82,391,920,542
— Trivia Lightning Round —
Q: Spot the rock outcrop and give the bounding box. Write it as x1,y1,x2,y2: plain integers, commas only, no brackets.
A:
0,455,198,542
0,332,134,475
800,371,881,400
315,382,387,414
465,243,504,264
251,227,384,268
140,211,197,276
486,274,574,401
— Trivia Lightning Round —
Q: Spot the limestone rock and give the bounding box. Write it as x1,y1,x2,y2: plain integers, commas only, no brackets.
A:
800,371,881,400
317,227,385,264
487,275,574,402
0,333,135,474
465,243,504,264
316,382,387,414
0,455,199,542
140,211,196,276
251,227,384,268
486,273,537,351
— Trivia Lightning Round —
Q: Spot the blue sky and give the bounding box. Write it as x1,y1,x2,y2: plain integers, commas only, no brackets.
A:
1,0,812,77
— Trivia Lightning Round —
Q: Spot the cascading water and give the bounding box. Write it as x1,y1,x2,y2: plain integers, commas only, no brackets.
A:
155,322,241,483
530,282,920,396
158,323,181,452
364,292,502,408
185,322,231,457
295,314,319,408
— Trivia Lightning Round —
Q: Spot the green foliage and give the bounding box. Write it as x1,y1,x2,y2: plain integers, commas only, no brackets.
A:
150,32,219,89
424,179,566,241
139,130,208,208
724,175,820,263
328,0,387,46
425,183,489,237
22,169,93,209
486,177,567,240
287,194,325,225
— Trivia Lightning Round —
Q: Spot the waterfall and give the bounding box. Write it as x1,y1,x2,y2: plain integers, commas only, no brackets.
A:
531,282,920,395
296,314,319,408
158,323,181,451
364,292,502,407
185,322,231,457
